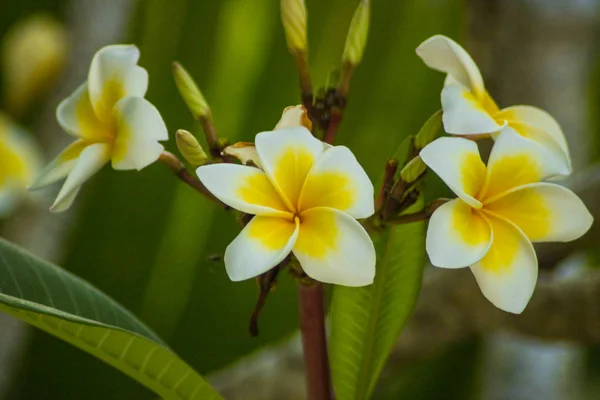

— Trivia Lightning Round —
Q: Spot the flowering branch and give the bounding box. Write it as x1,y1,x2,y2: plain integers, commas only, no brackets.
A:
158,152,227,208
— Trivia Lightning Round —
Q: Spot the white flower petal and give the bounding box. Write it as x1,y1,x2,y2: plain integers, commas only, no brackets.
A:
419,137,485,208
293,207,375,287
274,105,312,131
196,164,292,217
485,182,593,243
50,143,110,212
426,199,492,269
441,83,505,135
482,128,570,201
30,140,88,189
416,34,485,99
88,44,148,124
56,83,107,140
255,126,324,211
495,105,571,174
470,214,537,314
299,146,374,218
111,97,168,171
224,216,299,281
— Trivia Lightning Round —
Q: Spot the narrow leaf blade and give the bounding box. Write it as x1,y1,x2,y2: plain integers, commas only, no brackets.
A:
330,202,426,399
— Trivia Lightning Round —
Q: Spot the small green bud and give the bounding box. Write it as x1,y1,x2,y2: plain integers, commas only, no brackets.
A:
400,156,427,184
281,0,308,53
176,129,208,167
172,62,210,120
415,110,443,150
342,0,370,66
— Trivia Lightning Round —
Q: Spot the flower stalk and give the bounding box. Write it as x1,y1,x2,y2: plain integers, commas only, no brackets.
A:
158,152,226,208
298,282,333,400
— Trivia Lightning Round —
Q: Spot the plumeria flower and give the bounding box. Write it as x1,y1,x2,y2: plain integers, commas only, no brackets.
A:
0,113,41,216
420,130,592,313
197,126,376,286
416,34,571,175
30,44,168,212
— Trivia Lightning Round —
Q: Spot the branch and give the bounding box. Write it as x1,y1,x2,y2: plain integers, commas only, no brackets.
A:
158,152,227,208
297,282,332,400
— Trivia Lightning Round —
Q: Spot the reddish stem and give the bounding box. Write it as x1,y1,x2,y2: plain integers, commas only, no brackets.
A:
298,282,333,400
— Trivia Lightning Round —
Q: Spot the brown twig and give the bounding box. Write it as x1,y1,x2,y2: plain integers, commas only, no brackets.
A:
294,51,313,117
323,63,354,144
374,160,399,213
158,152,227,208
297,282,332,400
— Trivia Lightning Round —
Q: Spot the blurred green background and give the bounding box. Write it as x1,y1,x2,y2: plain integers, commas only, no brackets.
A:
2,0,598,399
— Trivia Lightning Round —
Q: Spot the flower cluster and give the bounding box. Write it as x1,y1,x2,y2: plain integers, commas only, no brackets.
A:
417,35,592,313
31,45,167,212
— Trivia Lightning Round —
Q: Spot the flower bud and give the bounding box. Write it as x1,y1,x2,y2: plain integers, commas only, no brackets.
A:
2,15,68,116
222,142,262,168
281,0,308,53
172,62,211,120
342,0,370,66
176,130,207,167
274,105,312,131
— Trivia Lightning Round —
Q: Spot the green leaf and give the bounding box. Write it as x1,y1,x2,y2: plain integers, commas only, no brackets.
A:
0,238,222,400
330,201,426,399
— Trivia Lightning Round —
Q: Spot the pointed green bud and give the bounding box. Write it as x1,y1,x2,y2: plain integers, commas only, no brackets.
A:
414,110,443,150
172,62,210,120
342,0,370,66
400,156,427,184
281,0,308,53
176,129,208,167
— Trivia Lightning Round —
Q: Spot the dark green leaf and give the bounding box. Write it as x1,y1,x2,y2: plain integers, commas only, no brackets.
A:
0,238,222,400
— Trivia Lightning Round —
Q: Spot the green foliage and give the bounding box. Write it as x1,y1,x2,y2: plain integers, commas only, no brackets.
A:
330,200,426,400
0,238,222,400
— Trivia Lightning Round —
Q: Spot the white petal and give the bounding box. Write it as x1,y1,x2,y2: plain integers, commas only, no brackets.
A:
88,45,148,124
29,140,88,189
298,146,374,218
50,143,110,212
111,97,168,171
485,182,593,243
224,216,298,281
481,128,570,201
56,83,107,140
293,207,375,287
196,164,292,217
470,214,537,314
274,105,312,131
442,83,505,135
419,137,485,208
416,35,485,99
426,199,492,268
255,126,324,211
495,105,571,174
